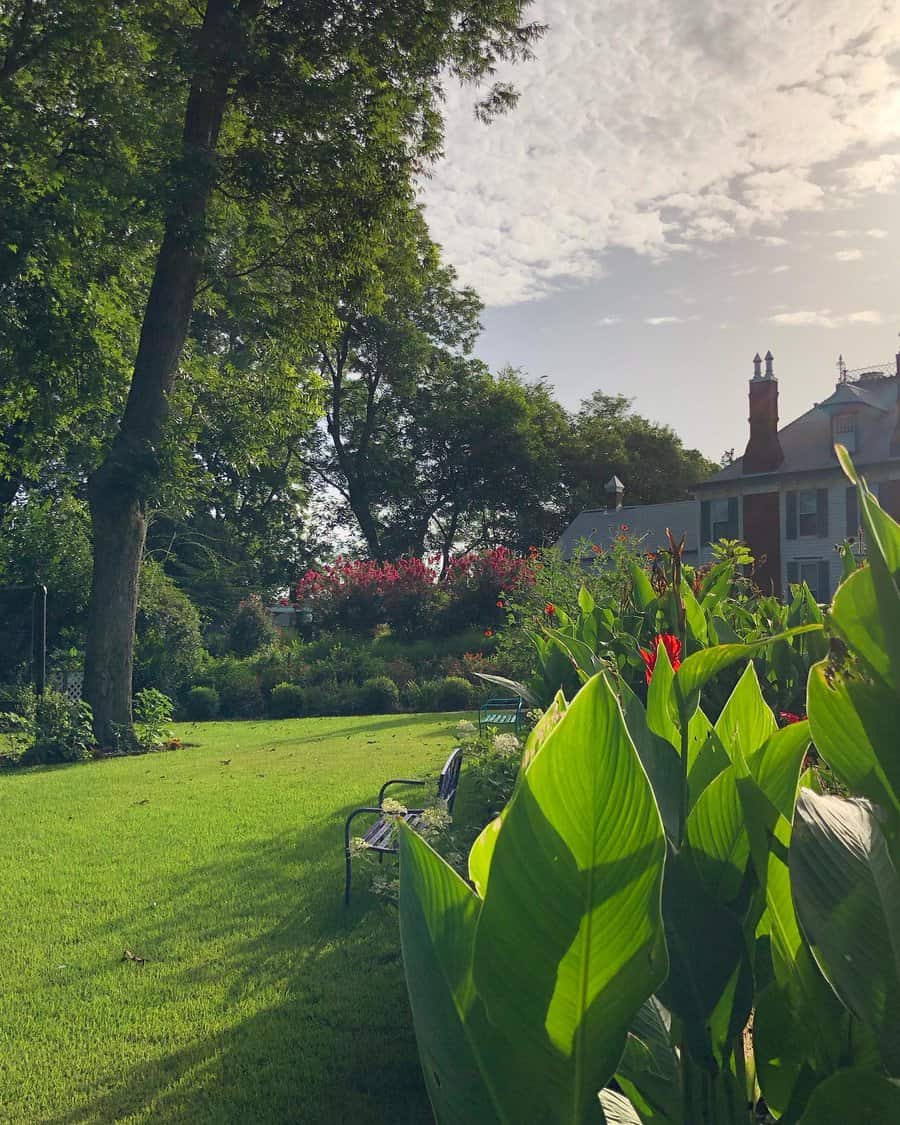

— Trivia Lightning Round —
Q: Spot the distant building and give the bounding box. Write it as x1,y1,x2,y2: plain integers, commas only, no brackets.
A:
558,346,900,602
696,348,900,600
556,475,697,564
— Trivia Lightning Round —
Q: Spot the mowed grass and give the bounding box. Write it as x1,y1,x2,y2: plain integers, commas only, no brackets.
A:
0,713,470,1124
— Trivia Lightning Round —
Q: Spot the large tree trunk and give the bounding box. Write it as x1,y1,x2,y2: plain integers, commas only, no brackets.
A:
82,0,250,744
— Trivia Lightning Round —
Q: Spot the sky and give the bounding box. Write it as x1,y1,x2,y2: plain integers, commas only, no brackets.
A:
421,0,900,464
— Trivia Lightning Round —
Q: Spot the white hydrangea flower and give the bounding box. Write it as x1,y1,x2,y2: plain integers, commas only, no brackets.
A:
455,719,477,736
492,732,521,756
380,797,408,817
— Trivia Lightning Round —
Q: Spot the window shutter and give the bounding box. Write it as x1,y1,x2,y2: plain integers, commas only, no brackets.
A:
786,491,798,539
726,497,739,539
816,488,829,538
817,560,831,603
846,486,859,538
700,500,711,544
787,560,799,586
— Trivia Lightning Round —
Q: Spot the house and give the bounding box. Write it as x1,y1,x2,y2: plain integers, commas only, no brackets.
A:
696,348,900,600
556,475,697,563
558,345,900,603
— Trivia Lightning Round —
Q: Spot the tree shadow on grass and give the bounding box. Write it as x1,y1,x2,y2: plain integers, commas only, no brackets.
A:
44,809,432,1125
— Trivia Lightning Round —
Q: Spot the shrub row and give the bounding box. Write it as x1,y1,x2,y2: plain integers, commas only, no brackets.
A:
183,672,478,721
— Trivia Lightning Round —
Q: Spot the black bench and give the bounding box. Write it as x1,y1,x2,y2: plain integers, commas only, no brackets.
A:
343,747,463,904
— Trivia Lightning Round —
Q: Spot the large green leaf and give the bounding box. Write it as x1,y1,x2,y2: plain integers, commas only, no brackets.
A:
614,997,682,1124
795,1067,900,1124
807,661,900,819
828,563,900,690
646,641,680,750
685,764,749,904
790,789,900,1075
599,1089,643,1124
747,720,811,822
673,627,822,717
657,851,750,1071
473,673,668,1124
398,827,503,1124
620,682,682,846
714,662,777,764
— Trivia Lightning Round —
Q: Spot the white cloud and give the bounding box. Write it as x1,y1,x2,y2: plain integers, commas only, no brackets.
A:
771,265,791,273
829,229,855,238
645,315,685,325
866,228,889,238
597,315,622,326
769,308,882,327
423,2,900,304
758,235,789,246
834,248,864,260
843,153,900,193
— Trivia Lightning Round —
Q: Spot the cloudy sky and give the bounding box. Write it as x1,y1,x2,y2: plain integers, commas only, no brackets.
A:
422,0,900,463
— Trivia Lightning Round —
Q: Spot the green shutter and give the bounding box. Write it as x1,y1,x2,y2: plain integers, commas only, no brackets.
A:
786,491,798,540
816,488,829,538
726,496,739,539
787,560,799,586
845,486,859,537
700,500,711,545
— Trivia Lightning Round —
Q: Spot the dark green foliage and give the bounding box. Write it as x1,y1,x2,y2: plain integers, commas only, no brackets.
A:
269,682,306,719
358,676,400,715
217,665,265,719
134,561,203,698
20,690,94,765
433,676,476,711
227,595,276,658
184,685,220,721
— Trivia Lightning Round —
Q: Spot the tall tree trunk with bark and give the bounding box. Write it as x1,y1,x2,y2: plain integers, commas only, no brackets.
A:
83,0,250,743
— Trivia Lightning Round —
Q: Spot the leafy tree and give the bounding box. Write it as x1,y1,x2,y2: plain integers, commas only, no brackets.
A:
0,1,544,740
563,390,716,516
133,560,204,699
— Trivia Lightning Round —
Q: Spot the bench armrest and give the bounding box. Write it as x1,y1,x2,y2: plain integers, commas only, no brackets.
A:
344,806,384,849
377,778,427,805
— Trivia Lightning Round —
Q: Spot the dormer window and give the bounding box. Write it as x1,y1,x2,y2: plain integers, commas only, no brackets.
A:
833,412,857,453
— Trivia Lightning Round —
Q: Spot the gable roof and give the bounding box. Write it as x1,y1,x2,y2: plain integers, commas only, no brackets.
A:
701,373,899,485
556,499,697,558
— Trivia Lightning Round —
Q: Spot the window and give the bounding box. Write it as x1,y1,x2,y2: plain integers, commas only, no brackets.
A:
798,490,818,536
833,413,857,453
700,497,739,544
711,499,733,540
787,559,831,603
786,488,828,539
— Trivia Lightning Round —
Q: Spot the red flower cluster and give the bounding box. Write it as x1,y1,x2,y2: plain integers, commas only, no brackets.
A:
639,633,682,684
779,711,807,726
544,602,556,616
445,545,535,592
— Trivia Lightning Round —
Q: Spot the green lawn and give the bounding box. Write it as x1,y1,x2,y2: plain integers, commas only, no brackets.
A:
0,713,471,1124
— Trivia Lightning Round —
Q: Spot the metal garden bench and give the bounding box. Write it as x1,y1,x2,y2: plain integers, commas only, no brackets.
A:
478,695,525,736
343,747,463,904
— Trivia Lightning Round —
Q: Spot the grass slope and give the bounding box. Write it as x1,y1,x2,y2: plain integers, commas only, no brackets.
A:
0,713,468,1124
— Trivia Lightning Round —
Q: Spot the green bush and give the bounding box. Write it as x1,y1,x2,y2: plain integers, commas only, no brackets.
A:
218,665,264,718
134,560,203,698
133,688,174,752
358,676,400,714
269,682,305,718
433,676,475,711
184,685,220,720
228,595,276,657
20,690,95,765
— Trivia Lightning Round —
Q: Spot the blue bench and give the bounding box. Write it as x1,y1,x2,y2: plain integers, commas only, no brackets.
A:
478,695,525,736
343,748,463,904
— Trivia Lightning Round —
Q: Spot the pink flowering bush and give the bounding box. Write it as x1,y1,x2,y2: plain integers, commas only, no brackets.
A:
444,546,535,627
295,548,535,637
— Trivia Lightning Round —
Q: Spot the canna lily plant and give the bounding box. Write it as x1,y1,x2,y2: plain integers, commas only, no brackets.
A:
398,448,900,1124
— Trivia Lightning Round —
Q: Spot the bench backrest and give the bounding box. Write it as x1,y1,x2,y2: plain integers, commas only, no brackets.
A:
480,695,524,714
437,747,463,812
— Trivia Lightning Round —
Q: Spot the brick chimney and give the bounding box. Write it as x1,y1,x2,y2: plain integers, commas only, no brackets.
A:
604,475,624,511
743,350,784,473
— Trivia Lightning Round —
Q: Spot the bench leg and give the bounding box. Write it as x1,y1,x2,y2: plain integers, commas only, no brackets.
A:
344,846,352,905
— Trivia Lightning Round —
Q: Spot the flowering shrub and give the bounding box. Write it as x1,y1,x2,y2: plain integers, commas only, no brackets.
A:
444,546,535,627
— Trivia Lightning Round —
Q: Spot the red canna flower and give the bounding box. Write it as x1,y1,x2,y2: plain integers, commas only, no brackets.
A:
544,602,556,616
779,711,806,726
639,633,682,684
484,628,494,637
496,600,505,608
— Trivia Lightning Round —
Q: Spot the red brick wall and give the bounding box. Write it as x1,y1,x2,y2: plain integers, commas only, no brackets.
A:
743,491,781,596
